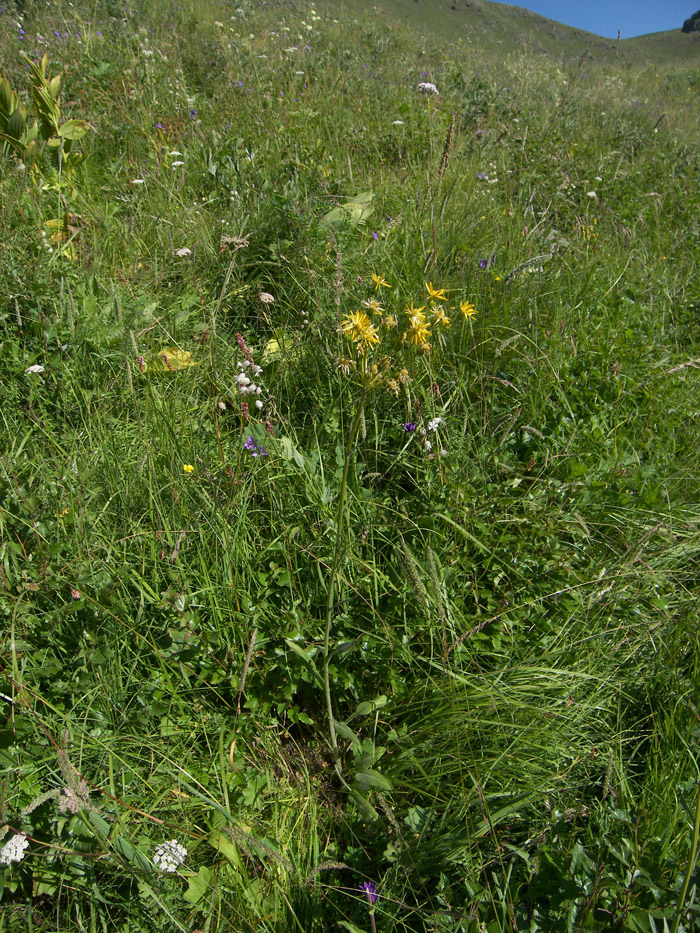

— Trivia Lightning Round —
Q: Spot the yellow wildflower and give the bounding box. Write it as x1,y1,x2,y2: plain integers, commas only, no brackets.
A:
336,356,357,376
425,281,446,302
362,298,384,316
431,305,451,327
341,310,380,352
183,464,195,474
371,272,391,291
384,314,398,330
403,303,431,346
460,300,477,320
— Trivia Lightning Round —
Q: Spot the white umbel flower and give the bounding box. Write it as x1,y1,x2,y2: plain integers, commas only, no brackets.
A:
417,82,439,95
153,839,188,873
26,364,45,374
0,834,29,866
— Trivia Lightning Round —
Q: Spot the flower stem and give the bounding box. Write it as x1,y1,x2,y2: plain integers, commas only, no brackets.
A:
323,392,367,769
672,779,700,933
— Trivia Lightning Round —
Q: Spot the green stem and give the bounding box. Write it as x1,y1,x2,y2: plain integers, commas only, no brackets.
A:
323,391,368,768
672,779,700,933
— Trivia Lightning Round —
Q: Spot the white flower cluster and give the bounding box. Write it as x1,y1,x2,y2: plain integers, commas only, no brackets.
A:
0,834,29,866
418,82,439,95
235,360,264,410
26,364,45,374
153,839,187,873
427,417,442,432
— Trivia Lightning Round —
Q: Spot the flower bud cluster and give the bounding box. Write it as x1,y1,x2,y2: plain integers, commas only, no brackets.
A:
153,839,188,873
235,360,264,410
0,834,29,866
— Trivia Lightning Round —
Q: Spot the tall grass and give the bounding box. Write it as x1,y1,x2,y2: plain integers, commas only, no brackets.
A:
1,0,699,930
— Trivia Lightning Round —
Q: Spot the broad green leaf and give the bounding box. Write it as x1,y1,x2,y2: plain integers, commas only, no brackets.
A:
184,866,216,906
208,831,243,869
354,768,392,791
58,118,91,140
333,718,361,746
354,695,388,718
322,190,374,226
146,347,197,372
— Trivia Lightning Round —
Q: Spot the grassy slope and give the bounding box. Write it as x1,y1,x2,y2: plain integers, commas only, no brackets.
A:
332,0,700,63
1,0,700,930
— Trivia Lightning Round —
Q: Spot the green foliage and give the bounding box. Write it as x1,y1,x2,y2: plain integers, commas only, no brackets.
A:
1,0,700,929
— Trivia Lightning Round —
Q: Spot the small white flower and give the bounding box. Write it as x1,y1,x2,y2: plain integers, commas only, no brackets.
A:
258,292,275,305
392,120,404,125
131,178,145,185
171,161,185,168
169,150,183,156
26,364,45,374
424,439,432,451
175,247,192,257
255,399,263,409
0,834,29,866
417,82,439,95
587,190,597,198
153,839,187,873
427,417,442,432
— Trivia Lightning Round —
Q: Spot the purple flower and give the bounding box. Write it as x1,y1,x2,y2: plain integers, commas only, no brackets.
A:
244,436,268,458
479,258,489,269
156,122,165,129
360,881,377,904
189,108,198,119
372,231,378,240
477,171,484,180
402,422,417,432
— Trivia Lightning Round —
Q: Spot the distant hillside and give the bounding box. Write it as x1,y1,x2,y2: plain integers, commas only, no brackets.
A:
329,0,700,64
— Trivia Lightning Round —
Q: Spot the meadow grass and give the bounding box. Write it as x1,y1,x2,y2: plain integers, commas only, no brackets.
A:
1,0,700,930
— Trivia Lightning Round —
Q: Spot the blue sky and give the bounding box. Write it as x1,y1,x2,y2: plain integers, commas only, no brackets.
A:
501,1,695,38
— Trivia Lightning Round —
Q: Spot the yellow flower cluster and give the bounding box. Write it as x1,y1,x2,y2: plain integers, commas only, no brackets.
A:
338,274,478,382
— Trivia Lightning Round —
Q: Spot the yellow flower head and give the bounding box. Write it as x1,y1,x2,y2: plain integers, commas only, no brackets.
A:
430,304,451,327
371,272,391,291
425,281,447,302
460,300,477,320
362,298,384,316
341,310,380,352
183,464,195,474
403,303,431,346
335,356,357,376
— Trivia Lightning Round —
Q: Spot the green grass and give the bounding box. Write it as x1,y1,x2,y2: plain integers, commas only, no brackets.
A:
1,0,700,930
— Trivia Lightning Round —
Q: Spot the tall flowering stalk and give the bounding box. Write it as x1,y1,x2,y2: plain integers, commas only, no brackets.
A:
325,275,477,772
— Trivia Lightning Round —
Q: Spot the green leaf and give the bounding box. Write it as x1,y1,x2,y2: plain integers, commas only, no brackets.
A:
333,718,361,746
208,831,243,869
354,695,388,718
354,769,392,791
58,118,91,140
146,347,197,372
184,866,216,906
322,190,374,226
